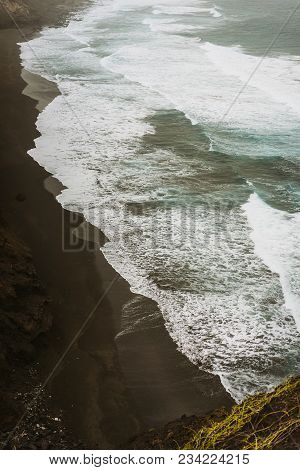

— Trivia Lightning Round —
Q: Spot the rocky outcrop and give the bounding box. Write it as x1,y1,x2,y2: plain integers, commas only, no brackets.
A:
0,217,84,449
0,1,31,27
0,217,52,443
0,0,90,29
1,1,29,15
0,217,52,367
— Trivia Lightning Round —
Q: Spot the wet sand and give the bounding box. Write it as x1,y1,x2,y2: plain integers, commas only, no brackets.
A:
0,4,233,449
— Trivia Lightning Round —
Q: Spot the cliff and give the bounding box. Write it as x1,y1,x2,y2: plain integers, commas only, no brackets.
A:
0,0,89,28
0,1,32,27
0,216,51,370
0,217,80,449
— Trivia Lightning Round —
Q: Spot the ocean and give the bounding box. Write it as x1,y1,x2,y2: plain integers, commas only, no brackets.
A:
20,0,300,401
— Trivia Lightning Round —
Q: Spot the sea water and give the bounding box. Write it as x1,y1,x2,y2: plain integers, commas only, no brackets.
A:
20,0,300,401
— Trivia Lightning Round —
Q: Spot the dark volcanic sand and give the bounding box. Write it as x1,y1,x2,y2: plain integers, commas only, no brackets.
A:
0,3,233,449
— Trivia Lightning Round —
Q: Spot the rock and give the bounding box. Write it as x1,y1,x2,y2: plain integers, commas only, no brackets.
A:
0,391,24,432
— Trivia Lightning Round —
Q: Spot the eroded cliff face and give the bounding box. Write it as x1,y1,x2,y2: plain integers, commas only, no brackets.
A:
1,1,29,15
0,0,90,28
0,217,52,366
0,1,31,27
0,218,80,449
0,216,52,433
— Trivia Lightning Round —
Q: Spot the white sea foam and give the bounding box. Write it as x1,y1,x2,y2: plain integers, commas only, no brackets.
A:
147,22,201,33
210,6,222,17
150,1,222,18
113,0,208,12
244,193,300,330
202,42,300,118
20,0,300,401
101,38,300,156
142,16,203,33
153,6,212,15
100,194,300,402
142,17,174,24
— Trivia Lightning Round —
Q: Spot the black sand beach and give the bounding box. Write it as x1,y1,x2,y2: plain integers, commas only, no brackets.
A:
0,0,232,449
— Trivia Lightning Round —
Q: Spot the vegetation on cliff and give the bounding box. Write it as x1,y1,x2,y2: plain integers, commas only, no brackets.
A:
186,377,300,450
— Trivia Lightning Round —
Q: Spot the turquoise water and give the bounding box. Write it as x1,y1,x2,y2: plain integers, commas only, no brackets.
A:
21,0,300,401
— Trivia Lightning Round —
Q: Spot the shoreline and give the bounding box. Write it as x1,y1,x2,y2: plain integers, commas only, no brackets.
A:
0,2,233,449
